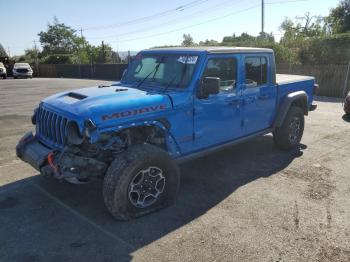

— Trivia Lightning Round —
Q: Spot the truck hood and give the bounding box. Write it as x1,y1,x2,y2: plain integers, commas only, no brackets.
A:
41,85,173,126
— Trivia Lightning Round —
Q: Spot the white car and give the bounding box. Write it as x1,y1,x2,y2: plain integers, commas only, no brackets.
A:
13,63,33,79
0,62,7,79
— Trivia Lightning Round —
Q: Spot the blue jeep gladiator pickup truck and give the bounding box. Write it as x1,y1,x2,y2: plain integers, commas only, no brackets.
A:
16,47,318,220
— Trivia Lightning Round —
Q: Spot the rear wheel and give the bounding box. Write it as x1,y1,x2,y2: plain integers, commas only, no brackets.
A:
273,106,305,150
103,144,180,220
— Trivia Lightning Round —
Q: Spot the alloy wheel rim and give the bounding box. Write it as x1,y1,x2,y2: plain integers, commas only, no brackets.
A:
128,166,166,208
289,116,301,144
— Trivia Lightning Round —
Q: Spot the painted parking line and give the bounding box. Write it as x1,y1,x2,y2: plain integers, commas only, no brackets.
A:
29,180,136,250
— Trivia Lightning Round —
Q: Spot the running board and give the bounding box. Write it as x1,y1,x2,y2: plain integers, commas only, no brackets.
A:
176,128,274,163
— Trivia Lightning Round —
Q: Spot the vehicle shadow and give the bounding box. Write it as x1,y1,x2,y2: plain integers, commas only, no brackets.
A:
0,135,305,262
314,96,343,103
342,114,350,122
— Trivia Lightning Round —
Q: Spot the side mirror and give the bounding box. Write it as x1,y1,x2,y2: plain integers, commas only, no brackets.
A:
198,77,220,98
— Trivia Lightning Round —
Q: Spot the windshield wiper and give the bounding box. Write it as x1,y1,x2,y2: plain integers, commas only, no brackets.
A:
137,56,164,89
163,56,188,93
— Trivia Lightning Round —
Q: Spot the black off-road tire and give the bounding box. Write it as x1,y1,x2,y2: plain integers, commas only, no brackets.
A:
273,106,305,150
103,144,180,220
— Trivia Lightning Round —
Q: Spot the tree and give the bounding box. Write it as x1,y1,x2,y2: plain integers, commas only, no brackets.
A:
0,43,8,57
327,0,350,33
198,39,219,46
221,32,274,47
38,17,88,64
279,13,326,63
16,48,38,64
182,33,195,46
280,13,325,47
85,43,120,64
277,10,350,64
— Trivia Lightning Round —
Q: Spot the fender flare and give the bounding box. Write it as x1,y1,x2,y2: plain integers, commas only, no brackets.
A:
273,91,308,128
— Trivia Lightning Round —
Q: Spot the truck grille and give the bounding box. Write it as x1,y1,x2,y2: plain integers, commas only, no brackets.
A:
16,68,29,73
36,106,69,147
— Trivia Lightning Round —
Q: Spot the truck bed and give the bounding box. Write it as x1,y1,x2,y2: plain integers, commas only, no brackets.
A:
276,74,314,85
276,74,316,111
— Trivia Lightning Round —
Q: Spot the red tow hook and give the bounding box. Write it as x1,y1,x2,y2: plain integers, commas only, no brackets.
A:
47,152,58,173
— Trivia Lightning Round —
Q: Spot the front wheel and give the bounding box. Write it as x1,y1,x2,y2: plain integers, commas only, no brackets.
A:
273,106,305,150
103,144,180,220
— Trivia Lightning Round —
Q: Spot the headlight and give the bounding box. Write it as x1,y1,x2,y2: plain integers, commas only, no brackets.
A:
66,121,83,145
84,119,97,139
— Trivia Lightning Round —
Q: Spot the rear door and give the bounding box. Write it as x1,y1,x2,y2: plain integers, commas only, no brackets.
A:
193,54,243,150
241,55,276,134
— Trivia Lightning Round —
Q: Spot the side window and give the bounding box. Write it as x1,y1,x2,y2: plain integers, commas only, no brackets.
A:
245,57,268,88
203,58,237,93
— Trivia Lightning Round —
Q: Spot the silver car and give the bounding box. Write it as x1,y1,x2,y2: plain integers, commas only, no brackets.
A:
0,62,7,79
13,63,33,79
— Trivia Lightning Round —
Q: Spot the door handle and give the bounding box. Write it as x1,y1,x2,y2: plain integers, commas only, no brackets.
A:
228,99,242,107
259,94,269,100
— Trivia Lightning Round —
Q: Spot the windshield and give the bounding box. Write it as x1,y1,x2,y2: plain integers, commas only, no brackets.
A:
14,63,30,68
122,53,199,89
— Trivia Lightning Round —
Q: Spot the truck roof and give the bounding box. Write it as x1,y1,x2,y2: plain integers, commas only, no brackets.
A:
148,46,273,54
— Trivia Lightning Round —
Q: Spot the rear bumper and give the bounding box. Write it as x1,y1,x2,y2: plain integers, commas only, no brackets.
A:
16,132,53,171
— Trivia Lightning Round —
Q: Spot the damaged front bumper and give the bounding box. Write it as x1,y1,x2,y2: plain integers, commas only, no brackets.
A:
16,132,108,183
16,132,53,170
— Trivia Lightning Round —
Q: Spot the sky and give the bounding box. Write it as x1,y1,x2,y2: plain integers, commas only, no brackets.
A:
0,0,340,56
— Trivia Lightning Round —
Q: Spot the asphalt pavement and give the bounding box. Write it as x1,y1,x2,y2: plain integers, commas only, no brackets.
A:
0,78,349,262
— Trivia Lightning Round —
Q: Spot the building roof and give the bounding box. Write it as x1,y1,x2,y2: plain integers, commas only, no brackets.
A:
148,46,273,54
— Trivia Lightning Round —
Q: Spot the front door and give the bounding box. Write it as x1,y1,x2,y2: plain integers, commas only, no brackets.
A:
241,55,276,134
193,54,242,150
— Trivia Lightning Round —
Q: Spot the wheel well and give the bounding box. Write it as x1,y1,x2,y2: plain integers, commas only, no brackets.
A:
118,126,167,150
291,98,308,115
274,93,308,128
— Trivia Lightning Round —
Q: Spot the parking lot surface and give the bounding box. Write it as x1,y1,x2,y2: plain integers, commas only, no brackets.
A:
0,78,349,262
